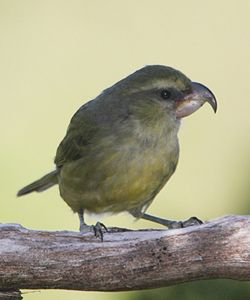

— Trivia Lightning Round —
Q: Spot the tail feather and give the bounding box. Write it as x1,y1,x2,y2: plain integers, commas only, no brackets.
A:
17,170,58,196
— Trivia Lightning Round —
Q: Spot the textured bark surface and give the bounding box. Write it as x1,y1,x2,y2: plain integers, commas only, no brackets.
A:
0,215,249,298
0,291,22,300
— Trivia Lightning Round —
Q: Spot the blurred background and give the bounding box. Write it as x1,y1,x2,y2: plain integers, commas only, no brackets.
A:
1,0,250,299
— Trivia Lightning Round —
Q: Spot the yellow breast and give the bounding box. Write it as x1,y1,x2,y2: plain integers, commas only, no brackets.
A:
59,118,180,214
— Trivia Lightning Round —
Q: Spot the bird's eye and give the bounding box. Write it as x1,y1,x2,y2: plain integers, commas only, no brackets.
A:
160,89,171,100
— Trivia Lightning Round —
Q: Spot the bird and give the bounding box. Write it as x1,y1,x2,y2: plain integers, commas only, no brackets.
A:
17,65,217,240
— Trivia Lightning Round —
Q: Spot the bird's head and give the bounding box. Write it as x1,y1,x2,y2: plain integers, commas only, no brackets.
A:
111,65,217,120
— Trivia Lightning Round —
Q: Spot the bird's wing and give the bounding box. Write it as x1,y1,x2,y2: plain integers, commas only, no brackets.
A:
54,105,99,168
54,93,131,168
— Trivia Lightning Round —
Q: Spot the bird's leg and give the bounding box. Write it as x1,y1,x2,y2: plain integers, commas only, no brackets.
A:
132,211,202,229
78,208,108,241
78,208,90,232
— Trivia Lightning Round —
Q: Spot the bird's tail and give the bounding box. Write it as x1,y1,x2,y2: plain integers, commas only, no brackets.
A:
17,170,59,196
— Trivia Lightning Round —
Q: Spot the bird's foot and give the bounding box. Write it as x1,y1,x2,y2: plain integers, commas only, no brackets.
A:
167,216,203,229
92,222,108,241
79,222,108,241
139,213,203,229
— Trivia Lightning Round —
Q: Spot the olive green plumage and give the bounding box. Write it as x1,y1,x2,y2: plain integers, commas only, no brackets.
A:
17,65,216,231
55,65,190,215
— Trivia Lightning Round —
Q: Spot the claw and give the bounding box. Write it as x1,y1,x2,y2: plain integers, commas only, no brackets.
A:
169,216,203,229
183,216,203,227
92,222,108,242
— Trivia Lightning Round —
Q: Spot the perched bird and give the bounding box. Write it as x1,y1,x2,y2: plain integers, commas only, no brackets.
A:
17,65,217,239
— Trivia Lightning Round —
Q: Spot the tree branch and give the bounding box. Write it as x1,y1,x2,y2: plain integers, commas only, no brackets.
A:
0,215,249,299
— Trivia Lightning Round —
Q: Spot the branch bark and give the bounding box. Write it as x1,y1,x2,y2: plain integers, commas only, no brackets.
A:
0,215,249,299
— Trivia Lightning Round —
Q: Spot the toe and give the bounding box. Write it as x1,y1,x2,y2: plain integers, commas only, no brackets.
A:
79,224,92,233
92,222,108,242
182,216,203,228
167,221,183,229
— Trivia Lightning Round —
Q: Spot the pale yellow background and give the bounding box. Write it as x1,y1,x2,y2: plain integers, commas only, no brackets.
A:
1,1,250,299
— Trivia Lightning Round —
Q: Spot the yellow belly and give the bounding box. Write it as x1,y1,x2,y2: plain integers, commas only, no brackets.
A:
59,136,179,214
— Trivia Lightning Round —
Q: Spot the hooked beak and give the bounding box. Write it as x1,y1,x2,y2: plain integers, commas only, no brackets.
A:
176,82,217,118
